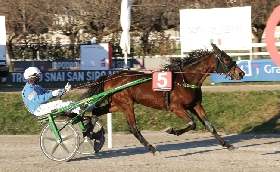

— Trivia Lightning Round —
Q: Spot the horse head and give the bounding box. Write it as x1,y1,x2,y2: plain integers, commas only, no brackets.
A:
211,43,245,80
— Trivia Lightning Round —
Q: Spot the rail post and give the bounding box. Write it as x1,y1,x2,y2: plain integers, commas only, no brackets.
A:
107,113,112,148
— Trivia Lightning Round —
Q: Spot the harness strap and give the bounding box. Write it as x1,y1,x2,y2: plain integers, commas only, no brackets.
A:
162,82,200,110
163,91,170,110
174,82,200,88
178,64,188,87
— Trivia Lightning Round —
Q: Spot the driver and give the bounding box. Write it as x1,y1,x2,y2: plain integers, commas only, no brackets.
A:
21,67,80,117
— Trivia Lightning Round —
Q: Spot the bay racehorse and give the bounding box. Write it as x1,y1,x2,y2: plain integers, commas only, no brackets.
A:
80,43,245,155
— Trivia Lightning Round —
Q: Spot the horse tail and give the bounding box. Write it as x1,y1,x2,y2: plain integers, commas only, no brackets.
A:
79,74,107,100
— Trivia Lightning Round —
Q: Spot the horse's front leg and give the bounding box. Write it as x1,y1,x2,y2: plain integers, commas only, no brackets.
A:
112,96,160,156
189,104,236,151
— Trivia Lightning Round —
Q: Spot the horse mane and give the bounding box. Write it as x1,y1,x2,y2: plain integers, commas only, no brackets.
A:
164,49,213,70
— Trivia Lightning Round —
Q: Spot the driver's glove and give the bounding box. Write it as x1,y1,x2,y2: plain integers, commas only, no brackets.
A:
52,89,62,97
65,82,71,92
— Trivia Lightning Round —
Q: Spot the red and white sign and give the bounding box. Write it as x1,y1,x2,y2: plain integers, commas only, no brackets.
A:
80,43,113,70
152,71,172,91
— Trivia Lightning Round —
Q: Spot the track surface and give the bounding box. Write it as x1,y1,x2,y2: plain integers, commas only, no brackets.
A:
1,133,280,172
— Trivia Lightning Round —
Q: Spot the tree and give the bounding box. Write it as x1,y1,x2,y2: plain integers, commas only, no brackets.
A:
2,0,280,59
51,0,176,56
0,0,53,61
248,0,280,58
46,0,122,58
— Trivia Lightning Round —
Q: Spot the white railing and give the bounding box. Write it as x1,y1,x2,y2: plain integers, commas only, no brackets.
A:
170,35,280,60
151,42,280,59
227,42,280,60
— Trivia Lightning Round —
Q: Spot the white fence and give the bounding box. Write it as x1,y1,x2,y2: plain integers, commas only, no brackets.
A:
227,42,280,60
169,34,280,60
161,41,280,60
169,36,280,60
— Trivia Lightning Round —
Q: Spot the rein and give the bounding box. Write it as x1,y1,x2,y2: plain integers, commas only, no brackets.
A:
72,73,146,90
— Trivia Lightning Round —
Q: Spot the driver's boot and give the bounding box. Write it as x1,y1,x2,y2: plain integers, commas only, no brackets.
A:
88,115,98,139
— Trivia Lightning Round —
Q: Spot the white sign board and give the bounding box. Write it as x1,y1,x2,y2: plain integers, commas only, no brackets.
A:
80,43,112,70
0,16,6,57
180,6,251,53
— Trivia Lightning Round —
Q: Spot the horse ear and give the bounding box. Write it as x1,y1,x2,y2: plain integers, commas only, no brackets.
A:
211,43,222,56
211,43,232,60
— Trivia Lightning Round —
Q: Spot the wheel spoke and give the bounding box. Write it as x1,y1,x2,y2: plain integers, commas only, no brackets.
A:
59,142,70,154
50,142,60,155
85,137,94,147
43,136,57,142
62,134,76,142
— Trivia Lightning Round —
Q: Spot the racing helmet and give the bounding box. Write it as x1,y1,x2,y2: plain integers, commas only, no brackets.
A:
24,67,41,82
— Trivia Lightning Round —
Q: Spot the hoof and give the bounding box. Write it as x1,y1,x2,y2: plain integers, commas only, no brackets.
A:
227,145,237,151
153,151,161,156
164,127,173,134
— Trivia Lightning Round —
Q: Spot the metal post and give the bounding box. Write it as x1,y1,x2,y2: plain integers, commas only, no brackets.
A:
250,48,252,60
124,52,128,68
107,113,112,148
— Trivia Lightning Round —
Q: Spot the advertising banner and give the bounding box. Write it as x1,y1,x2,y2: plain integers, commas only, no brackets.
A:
210,59,280,83
180,6,251,52
9,70,118,83
0,16,6,57
12,59,143,71
80,43,112,70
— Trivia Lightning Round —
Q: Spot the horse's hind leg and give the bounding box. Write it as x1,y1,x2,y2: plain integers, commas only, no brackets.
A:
189,104,236,151
113,97,159,155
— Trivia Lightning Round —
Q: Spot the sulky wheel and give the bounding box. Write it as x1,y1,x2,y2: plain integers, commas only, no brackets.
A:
40,121,79,162
76,121,105,155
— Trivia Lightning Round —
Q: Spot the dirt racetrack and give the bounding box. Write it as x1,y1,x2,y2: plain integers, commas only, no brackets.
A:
1,133,280,172
201,84,280,92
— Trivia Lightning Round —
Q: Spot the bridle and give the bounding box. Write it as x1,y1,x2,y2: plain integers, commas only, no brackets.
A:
213,50,237,79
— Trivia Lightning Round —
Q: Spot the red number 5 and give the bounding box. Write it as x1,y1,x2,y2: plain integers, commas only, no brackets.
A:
152,71,172,91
